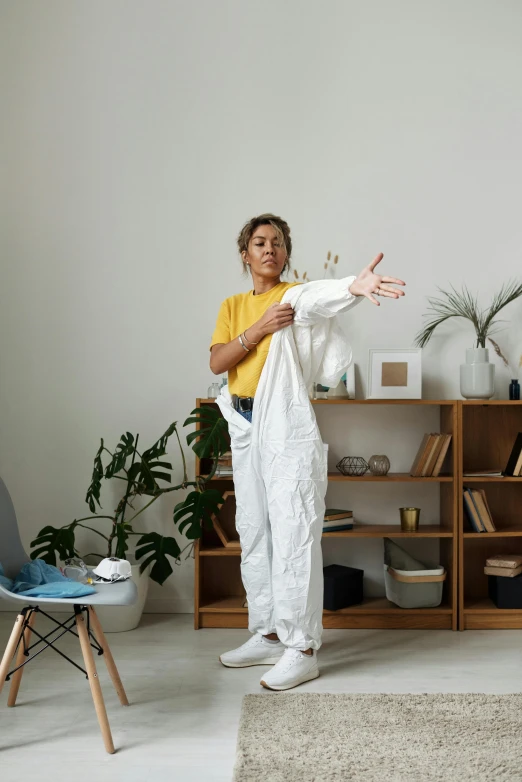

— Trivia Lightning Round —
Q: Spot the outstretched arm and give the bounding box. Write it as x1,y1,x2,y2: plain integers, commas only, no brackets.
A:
349,253,406,306
288,253,405,324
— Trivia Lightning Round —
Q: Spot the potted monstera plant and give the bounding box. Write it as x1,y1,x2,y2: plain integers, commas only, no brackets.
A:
30,406,228,631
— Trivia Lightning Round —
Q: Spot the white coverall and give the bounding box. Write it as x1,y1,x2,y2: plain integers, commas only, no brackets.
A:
216,276,362,651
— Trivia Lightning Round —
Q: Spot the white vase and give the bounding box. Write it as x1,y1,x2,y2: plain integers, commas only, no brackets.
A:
94,564,150,633
460,347,495,400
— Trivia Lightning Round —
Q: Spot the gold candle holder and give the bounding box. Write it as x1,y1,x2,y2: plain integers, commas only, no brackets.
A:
400,507,420,531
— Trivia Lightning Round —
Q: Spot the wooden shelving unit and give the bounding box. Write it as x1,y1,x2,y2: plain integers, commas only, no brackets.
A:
194,398,459,631
458,400,522,630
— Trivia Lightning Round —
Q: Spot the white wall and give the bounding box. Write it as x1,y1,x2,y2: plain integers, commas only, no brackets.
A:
1,0,522,611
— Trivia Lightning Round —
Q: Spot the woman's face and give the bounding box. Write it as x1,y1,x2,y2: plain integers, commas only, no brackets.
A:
243,224,287,280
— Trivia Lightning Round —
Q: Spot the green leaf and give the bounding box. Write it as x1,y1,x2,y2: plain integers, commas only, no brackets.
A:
184,407,229,460
415,281,522,349
173,489,223,539
135,532,181,585
30,525,77,566
142,423,178,462
114,522,132,560
85,439,105,513
105,432,136,479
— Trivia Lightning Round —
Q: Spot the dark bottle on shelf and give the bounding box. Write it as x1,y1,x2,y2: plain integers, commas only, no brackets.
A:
509,379,520,400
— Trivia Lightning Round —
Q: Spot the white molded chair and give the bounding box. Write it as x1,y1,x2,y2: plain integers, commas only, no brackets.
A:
0,476,137,753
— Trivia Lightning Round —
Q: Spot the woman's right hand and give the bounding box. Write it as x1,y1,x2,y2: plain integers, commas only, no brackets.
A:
249,302,295,341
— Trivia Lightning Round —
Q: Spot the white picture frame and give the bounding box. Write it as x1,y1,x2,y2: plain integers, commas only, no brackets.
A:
367,349,422,399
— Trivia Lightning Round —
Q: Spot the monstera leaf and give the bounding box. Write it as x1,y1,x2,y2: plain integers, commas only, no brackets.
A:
85,439,105,512
135,532,181,585
173,489,223,539
114,521,133,560
126,458,173,495
184,407,229,460
141,422,177,462
30,525,78,566
104,432,136,479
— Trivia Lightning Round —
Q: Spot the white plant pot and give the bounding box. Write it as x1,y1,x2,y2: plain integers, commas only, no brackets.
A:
94,564,150,633
460,347,495,400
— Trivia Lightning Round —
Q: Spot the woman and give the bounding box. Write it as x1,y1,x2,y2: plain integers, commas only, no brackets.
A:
209,213,405,690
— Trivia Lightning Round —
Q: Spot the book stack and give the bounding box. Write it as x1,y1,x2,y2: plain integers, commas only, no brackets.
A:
323,508,353,532
409,433,452,477
463,488,496,533
215,451,233,477
503,433,522,477
484,554,522,578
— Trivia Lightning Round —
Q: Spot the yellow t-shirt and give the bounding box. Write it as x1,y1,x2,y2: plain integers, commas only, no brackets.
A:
210,281,301,397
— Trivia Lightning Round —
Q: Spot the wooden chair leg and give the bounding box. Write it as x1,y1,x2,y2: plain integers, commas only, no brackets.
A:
75,608,115,754
7,609,36,707
88,607,129,706
0,613,26,699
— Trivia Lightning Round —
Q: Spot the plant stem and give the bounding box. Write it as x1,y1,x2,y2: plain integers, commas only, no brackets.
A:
109,434,139,558
174,425,188,483
124,493,161,526
75,523,110,541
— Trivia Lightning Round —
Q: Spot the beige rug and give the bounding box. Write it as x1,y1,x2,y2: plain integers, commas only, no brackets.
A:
233,693,522,781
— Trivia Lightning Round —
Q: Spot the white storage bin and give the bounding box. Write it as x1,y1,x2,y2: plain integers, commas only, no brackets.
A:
384,564,446,609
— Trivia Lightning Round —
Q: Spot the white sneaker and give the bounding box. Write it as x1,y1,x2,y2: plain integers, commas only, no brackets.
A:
219,633,286,668
260,648,320,690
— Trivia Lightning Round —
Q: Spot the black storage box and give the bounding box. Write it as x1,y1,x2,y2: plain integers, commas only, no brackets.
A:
488,573,522,609
323,564,364,611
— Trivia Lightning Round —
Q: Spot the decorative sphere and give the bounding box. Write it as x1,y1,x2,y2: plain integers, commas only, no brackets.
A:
368,454,390,476
336,456,369,476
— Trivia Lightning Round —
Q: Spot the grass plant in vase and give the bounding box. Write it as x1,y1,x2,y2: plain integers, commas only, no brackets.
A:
415,281,522,399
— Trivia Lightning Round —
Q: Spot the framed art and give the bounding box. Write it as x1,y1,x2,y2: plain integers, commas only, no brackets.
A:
367,349,422,399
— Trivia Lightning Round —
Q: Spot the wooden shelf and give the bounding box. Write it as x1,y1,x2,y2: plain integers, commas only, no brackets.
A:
200,547,242,556
462,598,522,629
312,399,455,406
199,398,456,406
194,397,459,632
460,400,522,406
323,524,452,538
200,595,453,615
198,595,454,630
458,401,522,630
204,472,453,483
464,529,522,538
464,598,521,613
200,597,247,613
324,597,452,615
463,477,521,483
328,472,453,482
201,525,453,551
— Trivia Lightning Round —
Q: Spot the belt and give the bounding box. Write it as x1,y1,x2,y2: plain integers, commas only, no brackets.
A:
232,395,254,412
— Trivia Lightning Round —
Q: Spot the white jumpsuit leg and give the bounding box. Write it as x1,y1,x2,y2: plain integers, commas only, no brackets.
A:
225,409,276,637
220,392,327,652
264,464,326,651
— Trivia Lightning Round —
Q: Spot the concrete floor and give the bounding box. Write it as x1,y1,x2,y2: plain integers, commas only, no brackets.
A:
1,612,521,782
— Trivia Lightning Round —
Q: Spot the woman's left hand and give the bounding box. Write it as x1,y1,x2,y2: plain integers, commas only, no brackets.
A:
348,253,406,306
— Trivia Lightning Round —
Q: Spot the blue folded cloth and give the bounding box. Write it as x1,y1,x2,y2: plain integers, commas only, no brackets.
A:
0,560,96,598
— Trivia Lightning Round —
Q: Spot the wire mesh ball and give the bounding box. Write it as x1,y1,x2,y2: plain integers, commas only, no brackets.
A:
336,456,369,476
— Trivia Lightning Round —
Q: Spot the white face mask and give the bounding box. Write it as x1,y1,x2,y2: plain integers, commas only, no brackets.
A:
92,557,132,583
